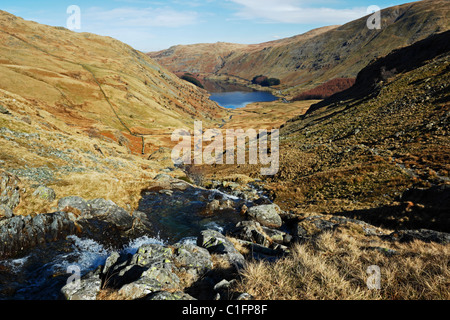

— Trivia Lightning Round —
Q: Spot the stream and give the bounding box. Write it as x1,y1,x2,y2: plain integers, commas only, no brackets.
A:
0,181,250,300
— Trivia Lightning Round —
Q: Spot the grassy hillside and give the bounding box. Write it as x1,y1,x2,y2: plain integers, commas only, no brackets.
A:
149,0,450,97
197,30,450,233
0,10,227,215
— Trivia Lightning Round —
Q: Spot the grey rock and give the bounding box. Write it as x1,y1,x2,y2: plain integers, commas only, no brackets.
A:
57,196,90,216
198,230,245,270
0,212,76,259
118,277,162,300
247,204,283,228
61,275,102,300
232,220,270,246
32,185,56,202
102,251,122,276
87,198,133,230
147,291,196,300
214,279,235,292
131,243,174,268
173,243,213,278
0,204,13,219
141,266,180,290
153,173,174,182
236,292,254,300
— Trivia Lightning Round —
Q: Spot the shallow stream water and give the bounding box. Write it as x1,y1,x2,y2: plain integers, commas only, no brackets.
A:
0,184,246,300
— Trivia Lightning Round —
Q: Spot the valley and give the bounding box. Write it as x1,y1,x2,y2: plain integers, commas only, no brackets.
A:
0,0,449,302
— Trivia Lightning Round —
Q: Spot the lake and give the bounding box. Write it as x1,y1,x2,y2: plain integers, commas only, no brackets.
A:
205,80,279,109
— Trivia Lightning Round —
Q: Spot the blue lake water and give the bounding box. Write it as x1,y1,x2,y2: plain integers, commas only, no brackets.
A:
209,90,278,109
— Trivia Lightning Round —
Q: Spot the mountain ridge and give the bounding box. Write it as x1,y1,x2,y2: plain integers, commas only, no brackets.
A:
149,0,450,97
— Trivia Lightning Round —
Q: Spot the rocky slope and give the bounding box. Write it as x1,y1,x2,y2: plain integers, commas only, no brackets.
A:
0,10,229,215
149,0,450,97
196,30,450,233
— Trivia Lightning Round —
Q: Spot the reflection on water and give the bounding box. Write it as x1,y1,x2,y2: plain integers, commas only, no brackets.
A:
204,79,278,109
138,186,245,244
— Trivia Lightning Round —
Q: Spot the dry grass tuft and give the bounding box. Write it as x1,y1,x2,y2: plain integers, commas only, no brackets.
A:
235,231,450,300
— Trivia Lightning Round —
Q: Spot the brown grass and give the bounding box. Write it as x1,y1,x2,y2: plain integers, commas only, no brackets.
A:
292,78,355,101
235,231,450,300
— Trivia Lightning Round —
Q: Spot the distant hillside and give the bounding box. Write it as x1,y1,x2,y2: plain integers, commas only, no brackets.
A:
198,30,450,232
0,10,226,215
0,10,226,144
149,0,450,96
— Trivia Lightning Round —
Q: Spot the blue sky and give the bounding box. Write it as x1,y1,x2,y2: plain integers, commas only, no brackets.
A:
2,0,415,52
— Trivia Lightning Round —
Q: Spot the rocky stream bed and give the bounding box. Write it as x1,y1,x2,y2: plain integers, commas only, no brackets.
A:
0,171,449,300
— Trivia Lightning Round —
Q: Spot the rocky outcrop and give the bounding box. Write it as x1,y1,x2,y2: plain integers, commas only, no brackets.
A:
0,212,77,258
246,203,283,228
0,195,154,259
61,239,218,300
197,230,246,270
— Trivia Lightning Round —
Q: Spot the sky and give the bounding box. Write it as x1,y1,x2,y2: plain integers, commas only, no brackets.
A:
1,0,414,52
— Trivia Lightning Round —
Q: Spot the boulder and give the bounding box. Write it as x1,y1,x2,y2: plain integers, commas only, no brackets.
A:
197,229,245,270
172,243,213,279
0,204,13,219
231,220,270,246
32,185,56,202
293,216,338,240
61,274,102,300
57,196,90,217
247,204,283,228
87,198,133,230
0,212,76,259
141,266,180,290
131,243,174,268
97,242,213,300
118,277,163,300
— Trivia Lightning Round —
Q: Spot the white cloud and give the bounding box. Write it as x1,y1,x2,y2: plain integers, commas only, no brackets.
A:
229,0,367,24
84,6,199,28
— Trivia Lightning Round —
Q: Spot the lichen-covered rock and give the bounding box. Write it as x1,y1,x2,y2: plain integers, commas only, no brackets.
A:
118,277,163,300
61,274,102,300
131,243,174,268
32,185,56,202
141,266,180,290
198,229,245,270
147,291,196,300
173,243,213,278
247,204,283,228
